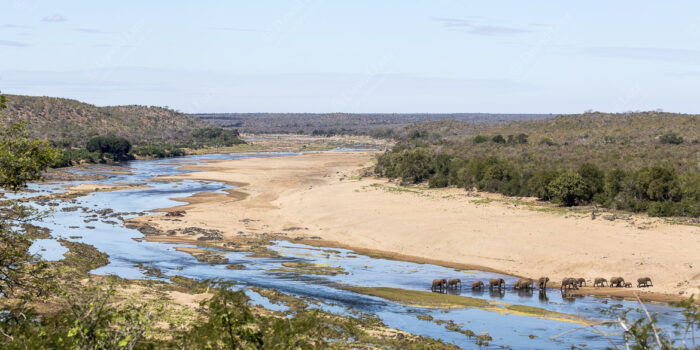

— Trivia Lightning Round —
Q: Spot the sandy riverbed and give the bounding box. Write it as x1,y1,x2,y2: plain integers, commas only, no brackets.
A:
134,151,700,301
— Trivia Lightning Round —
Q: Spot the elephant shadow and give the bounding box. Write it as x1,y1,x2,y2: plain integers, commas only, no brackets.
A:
560,290,584,303
445,288,462,296
489,289,505,299
516,289,534,298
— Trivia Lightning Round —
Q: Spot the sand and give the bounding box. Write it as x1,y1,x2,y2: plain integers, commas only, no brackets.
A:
134,151,700,301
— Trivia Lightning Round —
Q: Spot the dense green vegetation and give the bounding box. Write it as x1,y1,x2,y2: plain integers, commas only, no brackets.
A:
376,112,700,217
86,135,132,160
51,128,246,166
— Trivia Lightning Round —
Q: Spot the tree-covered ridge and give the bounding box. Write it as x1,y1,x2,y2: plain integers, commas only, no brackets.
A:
376,112,700,218
1,94,212,147
198,112,554,136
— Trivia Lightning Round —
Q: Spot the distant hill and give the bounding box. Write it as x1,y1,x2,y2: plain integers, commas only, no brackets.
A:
393,111,700,172
1,95,213,147
196,112,555,136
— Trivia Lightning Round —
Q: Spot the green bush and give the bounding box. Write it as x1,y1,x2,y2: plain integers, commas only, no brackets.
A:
86,135,132,160
548,171,588,206
659,132,683,144
527,170,560,200
473,135,488,143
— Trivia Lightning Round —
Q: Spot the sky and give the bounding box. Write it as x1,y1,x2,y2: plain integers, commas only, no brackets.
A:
1,1,700,113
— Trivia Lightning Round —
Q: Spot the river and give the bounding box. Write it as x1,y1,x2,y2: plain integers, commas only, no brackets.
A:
9,151,697,349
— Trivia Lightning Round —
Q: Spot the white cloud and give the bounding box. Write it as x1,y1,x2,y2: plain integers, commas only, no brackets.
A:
0,40,28,47
586,46,700,63
433,17,530,36
42,14,66,23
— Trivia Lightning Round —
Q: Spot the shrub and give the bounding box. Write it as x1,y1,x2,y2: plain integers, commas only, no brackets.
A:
527,170,560,200
634,167,680,202
428,174,449,188
659,132,683,144
548,171,588,206
538,137,555,146
491,135,506,144
473,135,488,144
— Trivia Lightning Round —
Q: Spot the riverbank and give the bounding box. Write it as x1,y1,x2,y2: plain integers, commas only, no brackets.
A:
129,151,699,303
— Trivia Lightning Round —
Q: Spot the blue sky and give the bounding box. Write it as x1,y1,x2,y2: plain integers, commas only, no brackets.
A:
1,1,699,113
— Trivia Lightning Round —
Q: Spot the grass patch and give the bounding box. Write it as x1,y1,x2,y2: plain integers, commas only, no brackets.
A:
505,304,556,316
56,239,109,274
470,198,493,205
345,287,489,309
270,262,347,276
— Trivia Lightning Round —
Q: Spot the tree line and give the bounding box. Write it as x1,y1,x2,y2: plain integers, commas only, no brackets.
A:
376,146,700,217
53,127,246,167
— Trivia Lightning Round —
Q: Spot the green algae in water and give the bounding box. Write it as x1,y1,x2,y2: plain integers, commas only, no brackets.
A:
225,263,245,270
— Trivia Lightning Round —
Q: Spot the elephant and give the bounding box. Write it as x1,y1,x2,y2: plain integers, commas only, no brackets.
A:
447,278,462,289
637,277,653,288
489,278,505,290
576,278,586,287
624,282,633,288
560,277,578,291
538,277,550,290
431,278,447,292
593,277,608,287
514,278,534,290
610,277,625,288
472,281,484,290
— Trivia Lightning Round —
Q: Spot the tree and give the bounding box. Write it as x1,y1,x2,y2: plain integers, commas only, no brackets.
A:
86,135,132,160
527,170,560,200
0,123,61,191
578,163,604,201
548,171,587,206
491,135,506,144
634,166,680,202
0,100,60,299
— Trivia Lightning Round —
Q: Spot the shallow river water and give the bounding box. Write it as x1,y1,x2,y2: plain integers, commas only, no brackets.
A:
10,151,698,349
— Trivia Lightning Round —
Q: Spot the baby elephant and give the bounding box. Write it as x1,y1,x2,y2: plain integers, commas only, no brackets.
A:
610,277,625,288
514,278,534,290
472,281,484,290
538,277,550,290
489,278,505,291
431,278,447,292
593,277,608,287
576,278,586,287
447,278,462,289
560,277,578,291
637,277,653,288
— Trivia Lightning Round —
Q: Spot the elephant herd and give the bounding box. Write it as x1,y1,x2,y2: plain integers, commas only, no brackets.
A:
431,277,549,292
563,276,653,290
431,276,653,293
